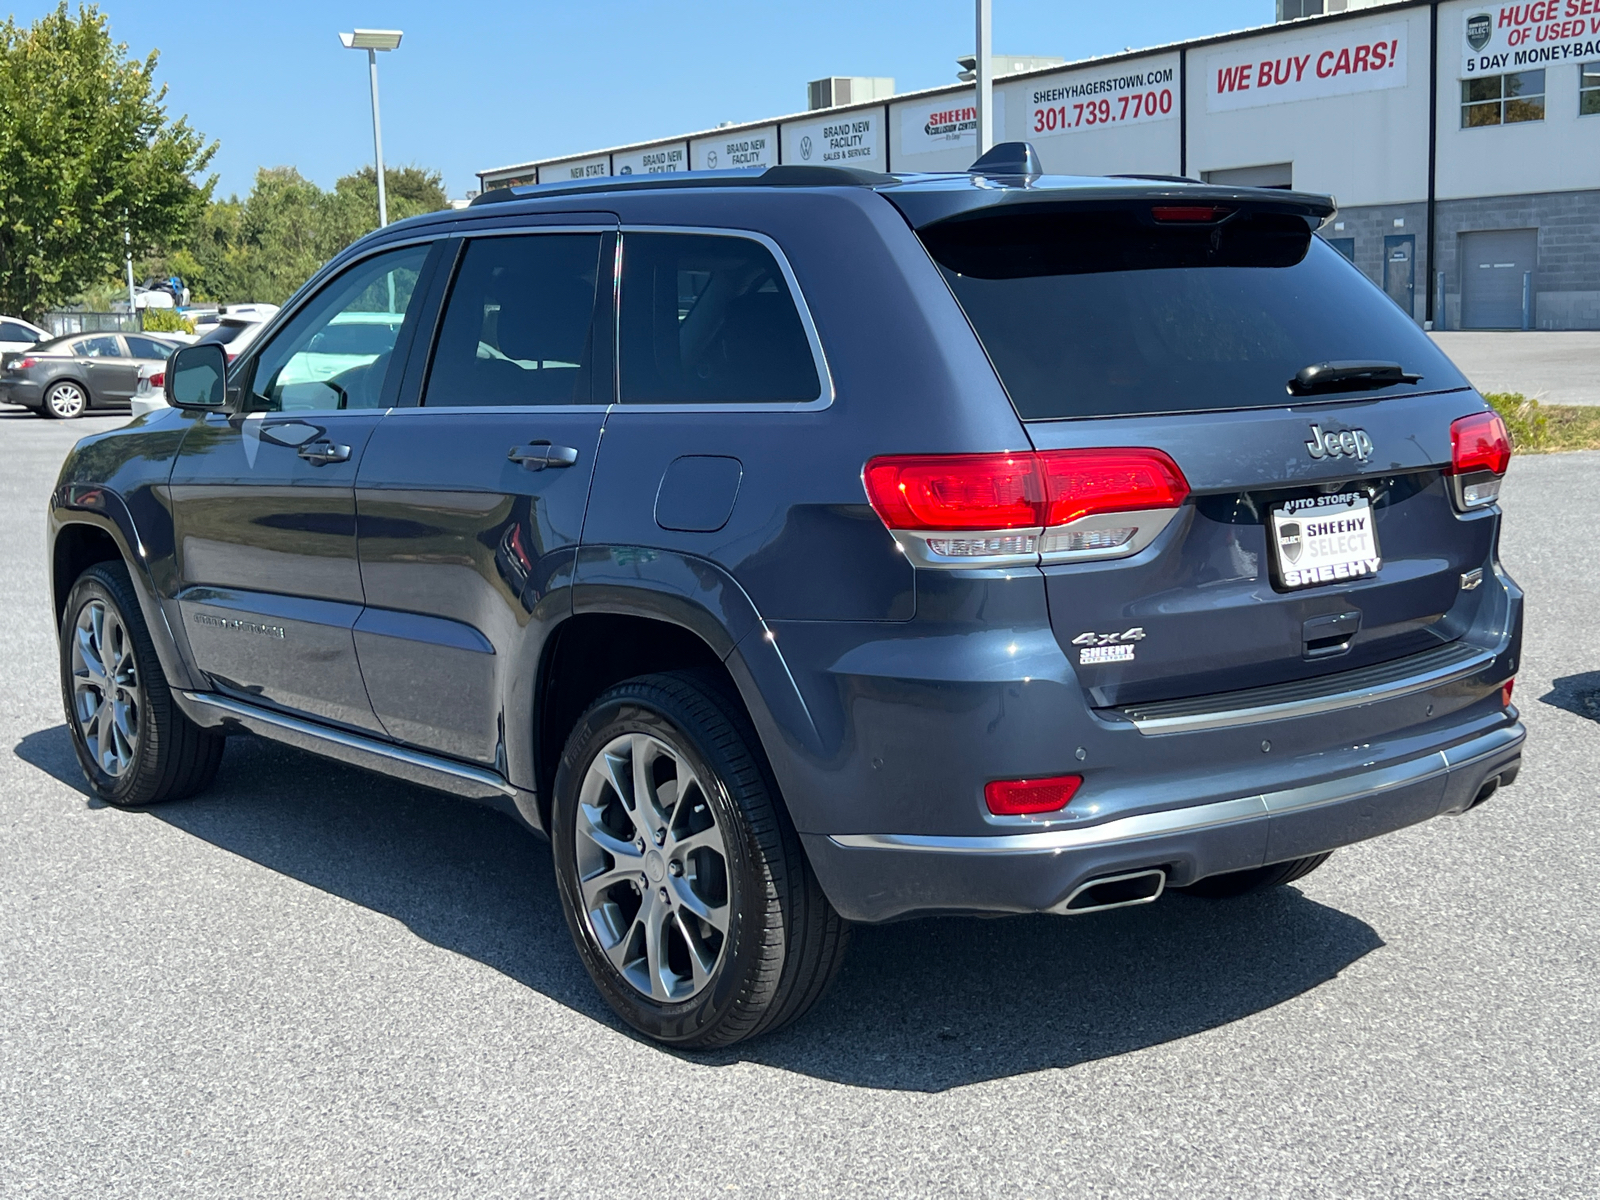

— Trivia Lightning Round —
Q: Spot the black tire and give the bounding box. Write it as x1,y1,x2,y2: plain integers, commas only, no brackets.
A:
1180,852,1332,899
43,379,89,419
551,672,849,1048
59,561,224,807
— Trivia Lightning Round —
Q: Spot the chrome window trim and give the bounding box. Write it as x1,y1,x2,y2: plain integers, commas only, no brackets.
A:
828,723,1523,855
613,224,836,413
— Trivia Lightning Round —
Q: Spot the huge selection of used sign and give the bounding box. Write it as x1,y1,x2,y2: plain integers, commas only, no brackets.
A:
1461,2,1600,76
1206,23,1408,110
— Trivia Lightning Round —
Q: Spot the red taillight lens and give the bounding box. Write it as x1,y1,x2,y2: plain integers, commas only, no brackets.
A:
16,356,36,369
1152,205,1230,222
1502,679,1515,707
148,371,164,388
1037,448,1190,527
863,452,1044,531
1450,412,1511,477
863,449,1189,533
985,774,1082,816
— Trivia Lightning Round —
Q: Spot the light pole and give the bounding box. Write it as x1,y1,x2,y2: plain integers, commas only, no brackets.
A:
338,29,403,228
974,0,993,154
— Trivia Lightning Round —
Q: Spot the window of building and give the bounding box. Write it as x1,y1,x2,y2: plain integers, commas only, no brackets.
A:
1276,0,1324,19
1582,62,1600,116
1461,70,1545,127
1325,236,1356,263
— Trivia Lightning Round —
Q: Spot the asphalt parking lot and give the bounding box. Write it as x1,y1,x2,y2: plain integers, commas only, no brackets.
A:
2,406,1596,1198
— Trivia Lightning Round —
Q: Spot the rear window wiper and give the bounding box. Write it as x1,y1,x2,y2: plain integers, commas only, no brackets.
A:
1289,361,1422,395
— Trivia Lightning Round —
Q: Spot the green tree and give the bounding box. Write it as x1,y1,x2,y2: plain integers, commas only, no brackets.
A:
0,4,215,320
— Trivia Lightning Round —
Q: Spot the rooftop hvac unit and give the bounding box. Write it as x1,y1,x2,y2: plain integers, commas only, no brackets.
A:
806,76,895,111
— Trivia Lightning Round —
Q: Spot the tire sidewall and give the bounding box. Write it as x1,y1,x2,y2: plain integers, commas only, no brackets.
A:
551,688,768,1045
60,570,154,805
46,381,86,419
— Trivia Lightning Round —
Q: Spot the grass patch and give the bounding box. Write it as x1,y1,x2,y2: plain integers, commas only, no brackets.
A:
1483,392,1600,454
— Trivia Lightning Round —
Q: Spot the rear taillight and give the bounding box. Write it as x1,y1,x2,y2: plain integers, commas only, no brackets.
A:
1447,412,1511,510
1502,679,1515,707
985,774,1082,816
147,371,164,389
15,356,36,369
863,448,1189,568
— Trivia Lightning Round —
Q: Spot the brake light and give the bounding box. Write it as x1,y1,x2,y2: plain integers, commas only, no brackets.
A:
16,357,36,369
985,774,1082,816
1502,679,1515,707
1152,205,1230,222
1447,412,1511,509
864,448,1189,566
148,371,164,388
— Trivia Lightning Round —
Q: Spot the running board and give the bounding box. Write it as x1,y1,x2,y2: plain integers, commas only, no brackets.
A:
179,691,519,803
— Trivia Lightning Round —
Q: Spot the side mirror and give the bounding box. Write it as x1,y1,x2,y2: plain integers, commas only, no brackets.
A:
166,342,228,411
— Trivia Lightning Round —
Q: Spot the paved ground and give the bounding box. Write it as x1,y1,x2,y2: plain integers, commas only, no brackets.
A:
2,407,1597,1198
1430,331,1600,405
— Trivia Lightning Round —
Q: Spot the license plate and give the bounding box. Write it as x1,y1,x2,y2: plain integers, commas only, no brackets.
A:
1270,492,1381,589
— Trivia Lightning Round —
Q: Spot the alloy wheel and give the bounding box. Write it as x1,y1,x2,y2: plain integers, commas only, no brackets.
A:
574,732,731,1002
71,599,140,777
48,382,87,418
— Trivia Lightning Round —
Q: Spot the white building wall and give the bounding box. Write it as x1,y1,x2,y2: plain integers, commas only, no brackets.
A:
1434,0,1600,201
1186,6,1433,205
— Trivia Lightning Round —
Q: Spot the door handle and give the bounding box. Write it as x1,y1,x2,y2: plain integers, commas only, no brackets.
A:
508,442,579,471
297,440,352,466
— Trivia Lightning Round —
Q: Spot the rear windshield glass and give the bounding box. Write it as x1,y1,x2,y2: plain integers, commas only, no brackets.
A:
197,323,253,346
921,207,1468,420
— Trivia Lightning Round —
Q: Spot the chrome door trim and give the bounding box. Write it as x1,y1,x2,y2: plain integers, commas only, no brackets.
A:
180,690,517,800
827,723,1523,855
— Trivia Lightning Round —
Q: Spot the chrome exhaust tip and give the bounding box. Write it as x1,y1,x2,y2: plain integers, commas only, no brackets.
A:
1054,868,1167,915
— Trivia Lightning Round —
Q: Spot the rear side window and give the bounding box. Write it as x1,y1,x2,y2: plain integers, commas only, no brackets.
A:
125,336,174,360
425,234,604,408
619,232,821,405
0,321,38,341
922,207,1468,420
73,336,122,358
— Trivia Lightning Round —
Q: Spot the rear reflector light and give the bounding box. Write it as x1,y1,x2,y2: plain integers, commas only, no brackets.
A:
1447,412,1511,510
1151,205,1230,222
1502,679,1515,707
865,448,1189,567
985,774,1082,816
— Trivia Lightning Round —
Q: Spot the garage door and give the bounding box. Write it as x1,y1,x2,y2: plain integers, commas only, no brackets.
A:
1460,229,1537,329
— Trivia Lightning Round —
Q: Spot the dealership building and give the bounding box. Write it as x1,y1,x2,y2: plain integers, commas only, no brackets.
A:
479,0,1600,330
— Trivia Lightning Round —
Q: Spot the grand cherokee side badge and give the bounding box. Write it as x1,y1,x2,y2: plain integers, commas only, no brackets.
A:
1306,423,1374,462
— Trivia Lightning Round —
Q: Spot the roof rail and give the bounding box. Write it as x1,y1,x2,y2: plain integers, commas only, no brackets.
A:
469,163,897,207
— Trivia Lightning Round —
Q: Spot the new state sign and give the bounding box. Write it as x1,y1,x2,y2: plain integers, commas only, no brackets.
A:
1206,23,1408,111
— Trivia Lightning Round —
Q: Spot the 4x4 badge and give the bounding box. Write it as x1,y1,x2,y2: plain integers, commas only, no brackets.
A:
1305,423,1374,462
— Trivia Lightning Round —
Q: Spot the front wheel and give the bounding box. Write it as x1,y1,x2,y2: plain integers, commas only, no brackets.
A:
1180,852,1332,899
551,672,848,1048
60,562,224,806
44,380,88,419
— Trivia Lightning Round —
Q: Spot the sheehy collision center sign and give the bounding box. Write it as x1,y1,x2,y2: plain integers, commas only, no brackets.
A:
898,91,1006,157
1025,59,1178,137
1461,3,1600,76
1206,23,1408,110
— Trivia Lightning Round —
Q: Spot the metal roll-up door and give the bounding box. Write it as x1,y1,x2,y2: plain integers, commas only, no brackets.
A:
1460,229,1538,329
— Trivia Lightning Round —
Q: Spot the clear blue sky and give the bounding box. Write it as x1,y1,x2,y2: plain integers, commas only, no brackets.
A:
14,1,1273,199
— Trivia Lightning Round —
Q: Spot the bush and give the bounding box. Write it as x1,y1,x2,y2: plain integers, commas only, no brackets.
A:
1483,392,1548,452
141,307,195,334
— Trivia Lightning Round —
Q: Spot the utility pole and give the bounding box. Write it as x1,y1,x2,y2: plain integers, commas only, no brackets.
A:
124,223,137,324
975,0,994,153
339,30,404,228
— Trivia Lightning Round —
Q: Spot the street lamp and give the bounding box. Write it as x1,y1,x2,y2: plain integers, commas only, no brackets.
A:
338,28,403,228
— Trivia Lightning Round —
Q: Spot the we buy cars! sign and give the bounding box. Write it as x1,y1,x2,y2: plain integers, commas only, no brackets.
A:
1462,2,1600,76
1206,24,1407,111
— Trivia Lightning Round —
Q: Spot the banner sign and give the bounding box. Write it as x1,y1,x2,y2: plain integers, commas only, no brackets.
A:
1462,3,1600,76
692,128,776,171
897,91,1006,156
542,155,611,182
614,143,686,175
782,111,884,170
1025,60,1178,137
1206,23,1408,111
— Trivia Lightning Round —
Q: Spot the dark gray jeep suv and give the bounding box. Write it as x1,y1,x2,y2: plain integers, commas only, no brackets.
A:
49,145,1524,1047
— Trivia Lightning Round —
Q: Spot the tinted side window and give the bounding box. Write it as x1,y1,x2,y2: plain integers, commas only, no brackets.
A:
424,234,604,408
619,232,820,404
76,336,122,358
126,336,174,360
247,244,428,412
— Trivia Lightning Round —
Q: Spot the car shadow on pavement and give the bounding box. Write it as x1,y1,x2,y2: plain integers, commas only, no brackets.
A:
15,725,1385,1092
1539,672,1600,723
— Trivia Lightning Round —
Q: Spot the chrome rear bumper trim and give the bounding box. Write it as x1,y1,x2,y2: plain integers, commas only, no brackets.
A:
828,722,1523,855
1110,642,1497,735
180,690,517,799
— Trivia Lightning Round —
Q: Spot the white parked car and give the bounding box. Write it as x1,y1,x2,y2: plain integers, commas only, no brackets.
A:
0,316,49,366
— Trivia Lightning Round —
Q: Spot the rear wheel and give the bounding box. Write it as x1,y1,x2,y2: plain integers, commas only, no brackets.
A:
44,380,88,419
1181,853,1331,899
60,562,224,806
551,672,849,1048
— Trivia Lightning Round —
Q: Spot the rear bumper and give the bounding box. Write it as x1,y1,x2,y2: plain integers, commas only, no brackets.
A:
0,379,41,407
803,720,1524,922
